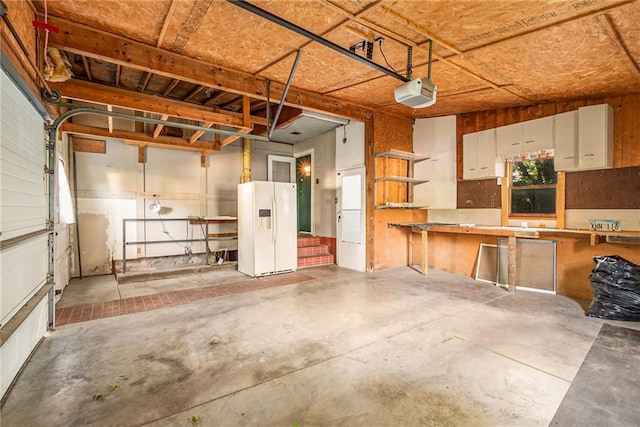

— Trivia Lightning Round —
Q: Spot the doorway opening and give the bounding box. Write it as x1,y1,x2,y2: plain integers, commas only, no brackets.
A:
296,153,312,234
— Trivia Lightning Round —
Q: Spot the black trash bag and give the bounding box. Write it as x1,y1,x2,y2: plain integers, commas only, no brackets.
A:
586,255,640,321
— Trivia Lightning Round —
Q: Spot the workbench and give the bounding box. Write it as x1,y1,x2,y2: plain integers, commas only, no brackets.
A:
389,222,640,292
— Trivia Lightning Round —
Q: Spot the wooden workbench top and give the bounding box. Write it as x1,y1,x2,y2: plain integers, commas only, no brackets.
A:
389,223,640,244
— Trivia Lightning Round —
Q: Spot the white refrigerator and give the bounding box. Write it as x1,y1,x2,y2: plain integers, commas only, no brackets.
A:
238,181,297,277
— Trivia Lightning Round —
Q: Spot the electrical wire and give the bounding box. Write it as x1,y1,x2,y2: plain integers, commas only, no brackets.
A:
157,212,189,250
378,39,398,74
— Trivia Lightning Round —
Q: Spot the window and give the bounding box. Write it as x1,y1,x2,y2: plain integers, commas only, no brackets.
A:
510,158,556,216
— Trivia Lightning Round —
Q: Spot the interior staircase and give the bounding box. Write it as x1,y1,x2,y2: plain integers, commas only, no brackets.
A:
297,236,334,268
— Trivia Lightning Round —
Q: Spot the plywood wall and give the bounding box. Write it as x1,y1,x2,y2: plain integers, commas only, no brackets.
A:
456,94,640,180
370,112,428,269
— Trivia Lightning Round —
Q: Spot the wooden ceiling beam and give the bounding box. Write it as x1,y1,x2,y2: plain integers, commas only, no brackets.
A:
189,121,214,144
344,26,376,42
597,14,640,80
62,123,221,152
184,85,206,102
107,105,113,133
163,79,179,97
203,91,230,106
46,16,371,121
156,0,179,48
221,95,254,147
139,71,152,92
81,55,92,81
153,114,170,138
48,79,254,129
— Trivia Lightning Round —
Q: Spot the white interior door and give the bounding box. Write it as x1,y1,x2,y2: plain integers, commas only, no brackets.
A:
336,166,365,272
267,155,295,183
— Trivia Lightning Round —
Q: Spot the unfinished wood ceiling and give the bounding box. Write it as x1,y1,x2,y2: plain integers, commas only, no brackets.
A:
31,0,640,124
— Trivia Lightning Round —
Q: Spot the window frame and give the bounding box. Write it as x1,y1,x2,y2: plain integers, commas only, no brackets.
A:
507,160,558,219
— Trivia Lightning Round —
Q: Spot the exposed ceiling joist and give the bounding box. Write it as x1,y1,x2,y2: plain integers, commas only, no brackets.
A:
48,80,260,128
156,0,179,48
153,115,170,138
62,123,221,152
185,85,206,102
220,95,253,147
162,79,179,97
139,72,152,92
45,16,372,121
107,105,113,133
81,55,92,81
189,121,214,144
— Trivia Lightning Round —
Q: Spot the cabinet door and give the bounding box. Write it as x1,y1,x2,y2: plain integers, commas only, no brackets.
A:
522,116,553,152
462,133,478,180
477,129,496,178
554,111,578,171
578,104,614,170
496,122,523,156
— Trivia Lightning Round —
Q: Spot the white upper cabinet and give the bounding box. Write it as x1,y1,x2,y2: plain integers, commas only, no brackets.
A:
577,104,614,170
413,115,457,209
463,128,499,180
497,116,553,156
522,116,554,153
554,104,614,171
553,110,578,171
496,122,523,156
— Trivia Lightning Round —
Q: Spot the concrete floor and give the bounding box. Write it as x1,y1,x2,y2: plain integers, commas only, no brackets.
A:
1,266,635,425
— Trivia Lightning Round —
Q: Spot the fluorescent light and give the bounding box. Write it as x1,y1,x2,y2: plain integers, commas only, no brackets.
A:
300,110,349,125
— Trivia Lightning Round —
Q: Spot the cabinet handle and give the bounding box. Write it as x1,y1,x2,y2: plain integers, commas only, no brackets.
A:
480,167,488,170
511,142,520,146
563,156,575,160
469,168,476,171
524,140,535,144
582,153,595,157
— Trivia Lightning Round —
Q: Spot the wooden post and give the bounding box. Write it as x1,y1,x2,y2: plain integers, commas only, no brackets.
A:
556,171,566,229
507,236,517,292
137,146,146,163
421,230,428,275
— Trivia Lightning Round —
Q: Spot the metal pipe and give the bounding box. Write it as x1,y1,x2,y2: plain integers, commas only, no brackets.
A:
125,238,212,245
228,0,409,83
205,221,209,265
269,49,302,139
46,114,56,331
72,151,82,278
122,214,127,274
48,107,270,141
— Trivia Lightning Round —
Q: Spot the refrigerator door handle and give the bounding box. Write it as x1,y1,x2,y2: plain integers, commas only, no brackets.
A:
272,193,277,245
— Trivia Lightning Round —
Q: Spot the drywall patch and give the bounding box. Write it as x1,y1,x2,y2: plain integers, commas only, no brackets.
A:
79,212,112,276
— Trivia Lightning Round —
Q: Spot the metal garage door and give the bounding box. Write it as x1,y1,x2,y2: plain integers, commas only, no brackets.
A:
0,65,50,399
